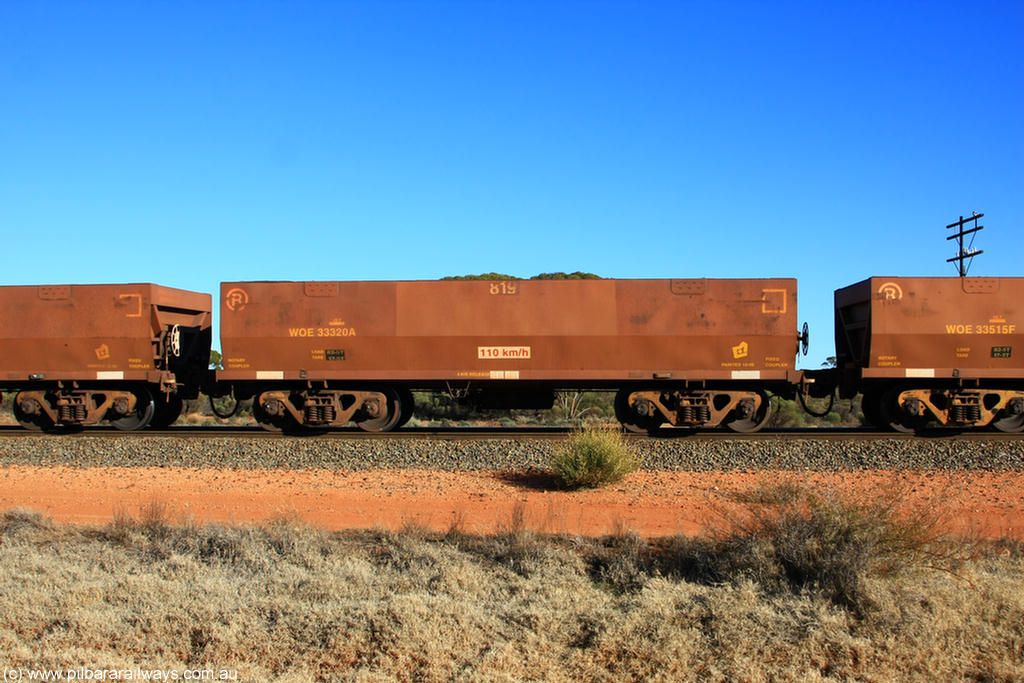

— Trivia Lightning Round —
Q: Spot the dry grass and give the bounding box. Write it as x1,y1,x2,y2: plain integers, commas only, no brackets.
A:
704,478,963,615
1,492,1022,682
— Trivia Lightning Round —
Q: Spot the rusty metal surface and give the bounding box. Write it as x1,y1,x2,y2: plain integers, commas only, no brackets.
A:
0,284,211,385
835,277,1022,380
219,278,800,384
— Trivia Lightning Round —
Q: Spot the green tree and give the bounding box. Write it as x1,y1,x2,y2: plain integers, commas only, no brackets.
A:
443,271,602,281
531,272,602,280
442,273,520,281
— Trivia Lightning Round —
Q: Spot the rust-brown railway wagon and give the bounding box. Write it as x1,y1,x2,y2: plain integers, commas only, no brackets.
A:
834,276,1024,432
0,284,212,430
218,278,805,432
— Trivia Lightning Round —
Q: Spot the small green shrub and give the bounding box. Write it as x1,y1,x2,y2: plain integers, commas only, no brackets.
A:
550,426,639,489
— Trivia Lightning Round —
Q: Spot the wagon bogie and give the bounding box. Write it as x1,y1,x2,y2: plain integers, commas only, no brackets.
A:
865,383,1024,432
11,384,157,431
614,387,773,433
250,386,405,432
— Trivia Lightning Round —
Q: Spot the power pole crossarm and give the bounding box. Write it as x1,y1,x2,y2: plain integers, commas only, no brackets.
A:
946,213,984,277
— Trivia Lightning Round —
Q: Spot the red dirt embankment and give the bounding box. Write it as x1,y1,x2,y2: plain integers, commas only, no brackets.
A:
2,466,1023,539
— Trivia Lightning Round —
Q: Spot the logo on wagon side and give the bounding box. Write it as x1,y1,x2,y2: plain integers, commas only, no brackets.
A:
225,288,249,312
877,282,903,301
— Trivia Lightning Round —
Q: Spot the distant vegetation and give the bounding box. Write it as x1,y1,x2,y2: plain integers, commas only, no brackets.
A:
530,271,602,279
442,271,602,280
441,272,520,280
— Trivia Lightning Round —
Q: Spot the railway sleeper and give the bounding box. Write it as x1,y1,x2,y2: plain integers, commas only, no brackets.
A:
886,387,1024,432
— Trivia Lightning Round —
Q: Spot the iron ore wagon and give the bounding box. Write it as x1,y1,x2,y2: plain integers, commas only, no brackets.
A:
215,278,804,433
0,284,211,430
829,276,1024,432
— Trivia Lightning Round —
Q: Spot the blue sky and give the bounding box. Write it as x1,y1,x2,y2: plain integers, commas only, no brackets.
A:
2,0,1021,366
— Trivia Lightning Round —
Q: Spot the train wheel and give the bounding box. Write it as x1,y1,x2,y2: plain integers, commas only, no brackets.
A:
150,394,184,428
992,414,1024,433
253,395,297,432
859,388,887,429
357,388,402,432
111,387,156,431
614,390,662,434
880,386,928,434
396,388,415,428
992,399,1024,433
724,391,772,433
13,393,55,431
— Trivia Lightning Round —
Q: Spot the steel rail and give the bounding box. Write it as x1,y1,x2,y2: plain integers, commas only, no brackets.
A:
0,425,1020,441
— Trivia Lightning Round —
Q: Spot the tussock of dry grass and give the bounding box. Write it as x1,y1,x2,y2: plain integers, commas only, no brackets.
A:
1,491,1022,682
704,479,962,615
549,425,639,489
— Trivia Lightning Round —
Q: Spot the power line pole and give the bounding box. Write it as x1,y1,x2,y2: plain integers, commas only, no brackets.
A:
946,212,984,277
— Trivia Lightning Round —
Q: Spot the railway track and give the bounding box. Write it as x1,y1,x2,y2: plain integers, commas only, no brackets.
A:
2,423,1021,539
0,424,1020,441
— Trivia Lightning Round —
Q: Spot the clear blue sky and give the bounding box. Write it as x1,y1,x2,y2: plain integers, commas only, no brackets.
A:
2,1,1021,367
